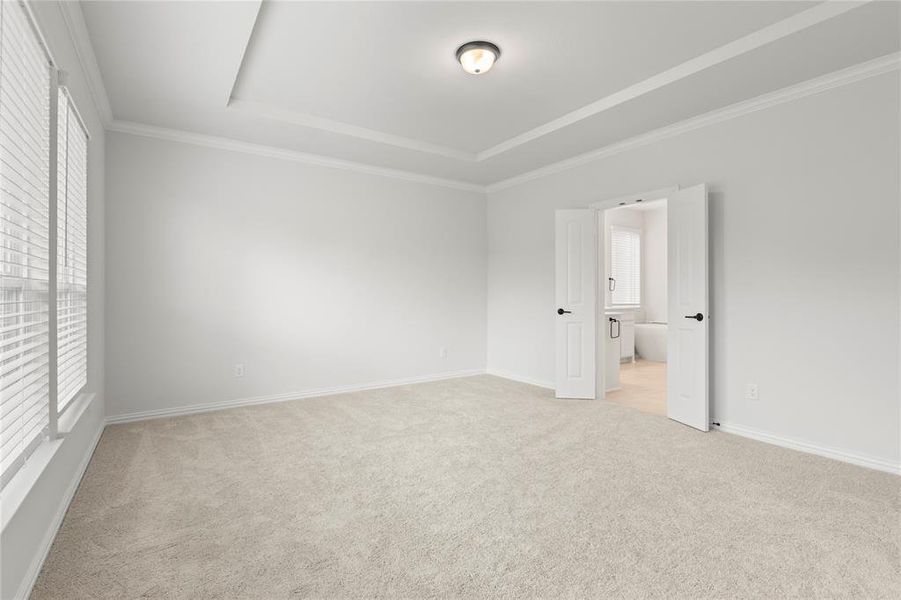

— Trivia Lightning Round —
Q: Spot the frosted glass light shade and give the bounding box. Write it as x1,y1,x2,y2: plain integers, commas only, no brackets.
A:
455,41,500,75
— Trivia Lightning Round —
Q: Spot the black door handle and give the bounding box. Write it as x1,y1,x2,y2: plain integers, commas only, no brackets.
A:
684,313,704,321
557,308,572,315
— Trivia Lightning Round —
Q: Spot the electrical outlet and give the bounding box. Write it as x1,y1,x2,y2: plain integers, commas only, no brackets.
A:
234,363,245,378
744,383,759,401
439,347,447,359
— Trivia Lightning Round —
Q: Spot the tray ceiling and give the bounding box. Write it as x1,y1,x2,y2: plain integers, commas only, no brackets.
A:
81,1,900,187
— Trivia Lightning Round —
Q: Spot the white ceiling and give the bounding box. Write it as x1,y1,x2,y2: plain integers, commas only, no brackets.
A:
81,1,899,187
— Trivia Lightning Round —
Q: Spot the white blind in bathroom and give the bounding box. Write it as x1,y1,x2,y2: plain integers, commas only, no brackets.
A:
610,226,641,306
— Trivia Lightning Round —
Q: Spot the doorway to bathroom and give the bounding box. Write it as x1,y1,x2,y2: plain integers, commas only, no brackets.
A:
602,198,668,416
554,183,709,431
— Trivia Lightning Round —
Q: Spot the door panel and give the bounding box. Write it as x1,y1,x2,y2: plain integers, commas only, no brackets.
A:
567,322,583,377
667,184,709,430
555,210,596,399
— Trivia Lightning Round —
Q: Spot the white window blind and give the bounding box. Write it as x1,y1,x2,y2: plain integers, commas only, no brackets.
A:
610,226,641,306
56,89,87,412
0,0,52,488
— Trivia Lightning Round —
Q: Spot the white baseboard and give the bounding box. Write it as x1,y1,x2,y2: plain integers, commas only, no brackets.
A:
106,369,486,425
481,372,898,475
485,369,554,390
14,421,104,600
716,422,900,476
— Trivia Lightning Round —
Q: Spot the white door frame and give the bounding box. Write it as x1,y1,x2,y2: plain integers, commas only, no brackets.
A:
587,186,679,401
589,187,677,211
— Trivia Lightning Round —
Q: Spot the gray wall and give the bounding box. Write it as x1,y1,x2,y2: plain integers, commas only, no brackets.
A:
104,133,487,419
486,73,900,466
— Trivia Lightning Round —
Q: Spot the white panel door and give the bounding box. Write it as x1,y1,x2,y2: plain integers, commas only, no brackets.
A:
555,210,596,399
667,184,709,431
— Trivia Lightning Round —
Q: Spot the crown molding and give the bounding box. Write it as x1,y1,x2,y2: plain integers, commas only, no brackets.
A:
57,0,113,127
228,98,476,162
223,0,263,107
104,52,898,195
223,1,868,163
486,51,901,193
107,120,487,193
476,0,867,161
226,1,474,162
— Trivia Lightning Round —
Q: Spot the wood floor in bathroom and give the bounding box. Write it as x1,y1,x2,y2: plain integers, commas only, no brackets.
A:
606,359,667,416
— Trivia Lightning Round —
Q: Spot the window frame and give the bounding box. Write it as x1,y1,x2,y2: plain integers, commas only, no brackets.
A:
55,85,89,416
0,0,90,491
607,225,642,308
1,0,55,490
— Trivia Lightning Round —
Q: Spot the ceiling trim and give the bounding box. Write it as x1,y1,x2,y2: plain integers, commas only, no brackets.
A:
103,52,898,195
223,0,264,108
227,99,476,161
225,0,474,162
107,120,487,193
224,1,868,163
57,0,113,127
476,0,866,160
486,51,900,193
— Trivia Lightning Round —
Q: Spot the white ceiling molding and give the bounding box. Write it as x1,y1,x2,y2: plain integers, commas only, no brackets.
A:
225,1,473,162
224,1,868,163
475,0,866,160
223,0,263,108
227,99,476,162
67,0,893,192
486,51,900,193
106,52,898,195
57,0,113,127
107,120,487,193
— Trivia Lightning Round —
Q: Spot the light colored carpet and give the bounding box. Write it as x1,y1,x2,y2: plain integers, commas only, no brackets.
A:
32,375,900,599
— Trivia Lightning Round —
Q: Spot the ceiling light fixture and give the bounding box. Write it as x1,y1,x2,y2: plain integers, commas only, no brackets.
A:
455,41,500,75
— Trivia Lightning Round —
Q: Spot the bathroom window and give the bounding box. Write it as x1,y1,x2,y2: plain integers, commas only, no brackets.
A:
609,226,641,306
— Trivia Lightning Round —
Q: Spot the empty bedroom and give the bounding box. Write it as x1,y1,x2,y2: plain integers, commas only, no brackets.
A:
1,1,899,598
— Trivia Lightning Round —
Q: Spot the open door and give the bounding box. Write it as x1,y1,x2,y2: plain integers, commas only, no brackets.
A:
554,210,596,399
666,184,709,430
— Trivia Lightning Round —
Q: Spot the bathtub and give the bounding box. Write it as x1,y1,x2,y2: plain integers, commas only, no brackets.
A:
635,322,667,362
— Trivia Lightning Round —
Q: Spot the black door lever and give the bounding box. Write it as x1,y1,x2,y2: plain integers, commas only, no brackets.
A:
684,313,704,321
557,308,572,315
